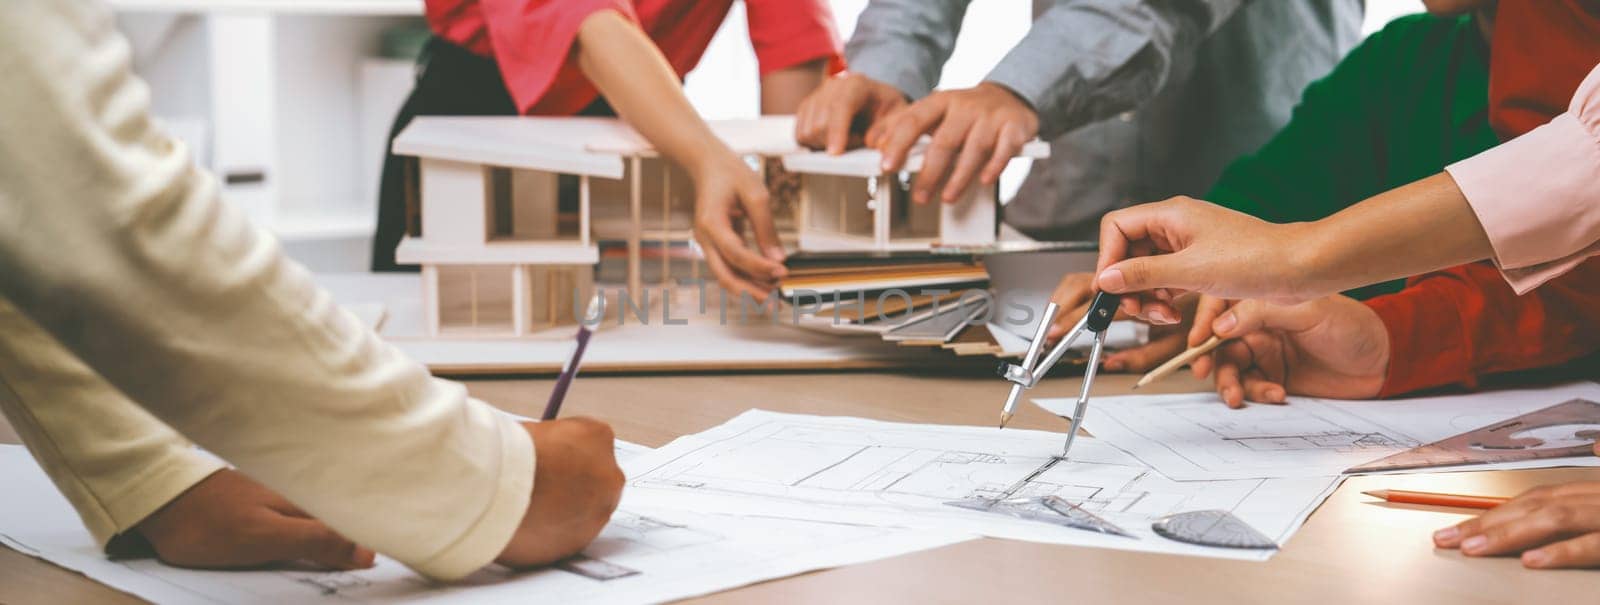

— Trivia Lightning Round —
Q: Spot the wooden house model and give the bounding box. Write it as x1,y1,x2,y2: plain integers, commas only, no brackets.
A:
390,116,1049,338
391,118,623,337
781,141,1050,252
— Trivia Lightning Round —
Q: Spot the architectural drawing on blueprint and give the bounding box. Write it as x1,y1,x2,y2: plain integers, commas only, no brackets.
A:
1048,394,1427,481
1167,404,1417,459
1224,432,1407,453
645,438,1187,518
0,445,964,605
636,419,1195,519
622,410,1341,562
1052,382,1600,481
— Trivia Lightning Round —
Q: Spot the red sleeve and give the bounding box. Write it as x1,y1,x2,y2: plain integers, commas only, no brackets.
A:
479,0,637,115
1367,259,1600,397
745,0,845,77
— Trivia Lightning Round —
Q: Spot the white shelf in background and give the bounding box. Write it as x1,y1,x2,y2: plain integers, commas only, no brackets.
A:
107,0,421,15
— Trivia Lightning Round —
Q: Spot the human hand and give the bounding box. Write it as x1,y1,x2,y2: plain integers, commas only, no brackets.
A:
133,469,375,570
1045,272,1189,373
497,418,625,568
1433,481,1600,569
1093,197,1324,324
1197,295,1389,408
794,73,908,155
1182,294,1232,379
690,154,788,302
868,82,1038,205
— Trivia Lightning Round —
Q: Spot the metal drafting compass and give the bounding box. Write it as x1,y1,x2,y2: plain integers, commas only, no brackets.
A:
996,292,1122,459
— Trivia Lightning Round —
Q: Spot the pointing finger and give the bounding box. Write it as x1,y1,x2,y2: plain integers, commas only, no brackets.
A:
825,85,866,155
980,122,1026,186
735,179,786,264
1189,296,1232,347
879,98,946,174
700,242,774,303
698,214,782,283
941,119,997,203
912,108,971,204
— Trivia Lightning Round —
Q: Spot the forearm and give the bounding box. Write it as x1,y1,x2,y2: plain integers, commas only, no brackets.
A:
1302,173,1495,295
987,0,1239,138
843,0,966,100
761,59,828,114
576,10,734,176
0,1,531,580
0,298,223,551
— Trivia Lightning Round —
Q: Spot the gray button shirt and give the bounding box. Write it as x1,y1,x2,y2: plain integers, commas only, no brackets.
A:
845,0,1364,240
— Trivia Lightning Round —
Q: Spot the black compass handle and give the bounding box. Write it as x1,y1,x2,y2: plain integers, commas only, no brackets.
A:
1085,291,1122,333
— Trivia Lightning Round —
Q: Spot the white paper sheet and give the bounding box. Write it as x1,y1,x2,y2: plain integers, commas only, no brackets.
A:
1038,382,1600,481
622,410,1341,561
0,445,966,605
612,439,651,464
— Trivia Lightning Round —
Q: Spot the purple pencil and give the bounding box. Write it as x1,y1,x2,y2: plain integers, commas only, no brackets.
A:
542,294,602,421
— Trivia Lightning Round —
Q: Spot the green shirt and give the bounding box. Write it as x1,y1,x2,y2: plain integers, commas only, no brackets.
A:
1205,14,1499,298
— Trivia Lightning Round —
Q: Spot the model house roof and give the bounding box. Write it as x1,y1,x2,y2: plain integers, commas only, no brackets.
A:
587,115,804,156
396,115,1050,179
781,139,1051,178
393,117,627,178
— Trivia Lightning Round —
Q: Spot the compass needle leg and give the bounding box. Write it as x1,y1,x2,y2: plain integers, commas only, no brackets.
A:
996,293,1122,436
999,303,1060,428
1061,333,1105,459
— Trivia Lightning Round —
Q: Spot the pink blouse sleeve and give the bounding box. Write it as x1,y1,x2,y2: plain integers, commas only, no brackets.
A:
1445,62,1600,294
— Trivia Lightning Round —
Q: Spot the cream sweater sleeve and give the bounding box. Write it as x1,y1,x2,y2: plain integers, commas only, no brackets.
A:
0,298,225,551
0,0,534,580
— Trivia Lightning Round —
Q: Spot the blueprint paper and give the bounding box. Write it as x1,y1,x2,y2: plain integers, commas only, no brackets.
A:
0,445,967,605
612,439,651,464
621,410,1341,561
1040,382,1600,481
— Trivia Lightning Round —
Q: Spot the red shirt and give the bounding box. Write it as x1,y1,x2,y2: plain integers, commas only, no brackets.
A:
1368,259,1600,397
1486,0,1600,139
425,0,844,116
1368,2,1600,396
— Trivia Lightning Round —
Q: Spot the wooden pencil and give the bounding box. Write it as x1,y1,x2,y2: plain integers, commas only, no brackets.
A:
1361,489,1509,510
1132,335,1225,390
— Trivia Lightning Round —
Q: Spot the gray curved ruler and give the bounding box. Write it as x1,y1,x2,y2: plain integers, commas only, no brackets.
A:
1152,510,1278,550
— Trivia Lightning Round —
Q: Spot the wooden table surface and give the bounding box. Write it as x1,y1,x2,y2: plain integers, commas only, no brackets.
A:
2,370,1596,604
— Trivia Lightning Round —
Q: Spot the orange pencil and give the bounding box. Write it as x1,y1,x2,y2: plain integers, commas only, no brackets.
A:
1362,489,1510,510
